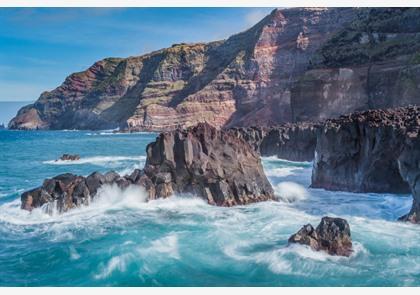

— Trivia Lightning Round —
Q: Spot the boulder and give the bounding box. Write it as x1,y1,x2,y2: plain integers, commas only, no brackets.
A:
288,217,353,257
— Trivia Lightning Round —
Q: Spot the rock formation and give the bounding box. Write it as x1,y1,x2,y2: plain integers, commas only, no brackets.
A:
228,122,319,162
288,216,353,256
398,128,420,223
311,106,420,193
57,154,80,161
21,123,275,213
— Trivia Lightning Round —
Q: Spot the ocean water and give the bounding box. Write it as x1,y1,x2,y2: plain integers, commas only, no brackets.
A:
0,129,419,286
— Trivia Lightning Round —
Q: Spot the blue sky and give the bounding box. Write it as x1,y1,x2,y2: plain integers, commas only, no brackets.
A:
0,8,273,102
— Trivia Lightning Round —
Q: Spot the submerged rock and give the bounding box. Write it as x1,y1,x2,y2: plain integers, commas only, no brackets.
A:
57,154,80,161
21,123,274,213
228,122,319,162
288,217,353,257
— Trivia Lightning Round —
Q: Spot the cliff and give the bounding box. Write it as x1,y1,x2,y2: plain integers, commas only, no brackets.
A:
292,8,420,122
9,8,420,131
311,106,419,193
9,7,356,130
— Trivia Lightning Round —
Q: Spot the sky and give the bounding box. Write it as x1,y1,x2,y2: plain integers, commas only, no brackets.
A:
0,7,273,102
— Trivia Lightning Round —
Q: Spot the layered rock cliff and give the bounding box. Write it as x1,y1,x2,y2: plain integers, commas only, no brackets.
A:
9,8,420,131
292,8,420,122
10,7,357,130
21,123,274,213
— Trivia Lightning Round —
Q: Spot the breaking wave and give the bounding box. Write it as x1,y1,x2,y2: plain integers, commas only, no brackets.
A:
274,181,309,203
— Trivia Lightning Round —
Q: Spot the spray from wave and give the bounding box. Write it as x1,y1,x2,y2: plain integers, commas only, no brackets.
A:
274,181,309,203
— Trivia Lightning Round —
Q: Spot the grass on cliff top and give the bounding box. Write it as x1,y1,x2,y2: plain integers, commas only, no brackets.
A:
310,8,420,68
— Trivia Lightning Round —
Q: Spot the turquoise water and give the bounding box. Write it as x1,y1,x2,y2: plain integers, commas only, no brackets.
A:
0,130,419,286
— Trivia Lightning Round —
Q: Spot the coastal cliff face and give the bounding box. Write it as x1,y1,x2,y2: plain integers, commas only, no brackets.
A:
311,106,419,194
9,7,357,131
21,123,274,212
229,122,319,162
398,129,420,223
9,8,420,131
292,8,420,122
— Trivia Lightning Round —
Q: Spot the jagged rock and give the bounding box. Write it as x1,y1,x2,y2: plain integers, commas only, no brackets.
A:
311,106,420,193
21,123,274,213
228,122,320,161
57,154,80,161
143,123,275,206
398,129,420,223
288,217,353,257
20,171,141,213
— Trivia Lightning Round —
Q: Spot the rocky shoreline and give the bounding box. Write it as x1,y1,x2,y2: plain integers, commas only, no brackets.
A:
21,123,274,213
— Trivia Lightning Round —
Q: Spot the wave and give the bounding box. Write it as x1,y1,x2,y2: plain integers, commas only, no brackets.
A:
43,155,146,166
274,181,309,203
261,156,312,165
86,131,156,136
264,167,304,177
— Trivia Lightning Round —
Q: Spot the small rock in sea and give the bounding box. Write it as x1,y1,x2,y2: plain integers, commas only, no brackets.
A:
288,216,353,257
57,154,80,161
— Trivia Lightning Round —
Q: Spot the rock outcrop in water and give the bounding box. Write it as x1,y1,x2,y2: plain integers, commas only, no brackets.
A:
228,122,319,162
9,8,420,132
21,123,274,212
311,107,420,193
288,217,353,257
57,154,80,161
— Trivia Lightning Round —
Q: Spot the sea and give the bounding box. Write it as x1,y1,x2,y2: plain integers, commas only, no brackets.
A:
0,129,419,286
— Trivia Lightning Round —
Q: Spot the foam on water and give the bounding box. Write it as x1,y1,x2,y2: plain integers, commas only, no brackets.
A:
43,155,146,166
1,130,420,286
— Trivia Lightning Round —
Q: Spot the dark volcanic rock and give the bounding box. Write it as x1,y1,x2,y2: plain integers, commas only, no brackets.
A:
311,107,420,193
21,123,274,213
144,123,275,206
398,129,420,223
20,171,138,213
288,216,353,257
57,154,80,161
229,122,319,162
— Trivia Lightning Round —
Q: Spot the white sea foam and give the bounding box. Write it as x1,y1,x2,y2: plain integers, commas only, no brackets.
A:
43,155,146,166
274,181,309,202
94,253,132,279
264,167,305,177
69,246,81,260
138,233,180,260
